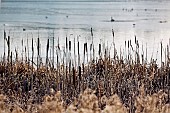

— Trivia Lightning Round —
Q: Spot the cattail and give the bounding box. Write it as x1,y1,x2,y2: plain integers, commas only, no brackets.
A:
69,41,71,51
90,43,92,51
31,38,34,92
72,67,76,88
22,39,23,62
146,43,147,63
93,44,95,61
137,40,139,48
91,27,94,45
52,33,55,68
85,43,87,53
32,38,34,65
85,43,88,62
84,43,86,55
74,37,76,67
57,53,59,67
90,43,93,61
10,52,12,67
112,29,114,44
78,66,81,92
78,66,81,81
66,36,68,50
3,30,6,62
27,38,29,66
46,38,49,66
165,48,167,66
78,40,80,55
7,36,10,62
37,37,40,69
91,27,93,37
68,40,72,72
125,41,127,59
99,44,101,56
130,40,133,52
128,40,130,60
84,43,86,63
37,38,40,56
15,48,18,61
31,39,34,91
50,48,52,67
167,45,169,66
161,41,163,66
78,39,80,66
25,46,27,62
69,60,71,83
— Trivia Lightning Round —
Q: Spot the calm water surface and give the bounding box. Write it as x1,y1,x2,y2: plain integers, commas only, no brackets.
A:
0,1,170,65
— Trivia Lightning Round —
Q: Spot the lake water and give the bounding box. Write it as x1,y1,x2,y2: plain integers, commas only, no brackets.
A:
0,1,170,65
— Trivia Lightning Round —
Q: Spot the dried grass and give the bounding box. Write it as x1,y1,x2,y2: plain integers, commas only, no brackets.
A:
0,31,169,113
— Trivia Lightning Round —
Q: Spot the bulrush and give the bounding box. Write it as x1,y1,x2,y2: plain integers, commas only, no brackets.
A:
0,32,169,113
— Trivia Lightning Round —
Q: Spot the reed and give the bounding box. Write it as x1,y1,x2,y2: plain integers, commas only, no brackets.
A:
46,38,49,66
37,37,40,70
27,38,29,66
52,31,55,68
22,39,23,62
3,30,6,63
0,31,169,113
7,36,10,62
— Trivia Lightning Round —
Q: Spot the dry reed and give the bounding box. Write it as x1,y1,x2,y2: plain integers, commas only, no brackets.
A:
0,30,169,113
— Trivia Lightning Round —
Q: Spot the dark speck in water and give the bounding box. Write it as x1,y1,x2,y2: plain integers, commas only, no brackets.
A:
159,21,167,23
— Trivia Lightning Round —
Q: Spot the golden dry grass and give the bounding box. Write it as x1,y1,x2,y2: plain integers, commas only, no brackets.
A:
0,32,169,113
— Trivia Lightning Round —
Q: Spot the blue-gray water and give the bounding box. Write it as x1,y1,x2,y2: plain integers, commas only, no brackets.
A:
0,1,170,65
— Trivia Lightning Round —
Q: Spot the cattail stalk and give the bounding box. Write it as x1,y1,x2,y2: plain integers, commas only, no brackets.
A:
15,48,18,62
25,46,27,62
91,27,93,43
84,43,86,64
72,67,76,88
27,38,29,66
78,66,81,92
74,37,76,67
37,38,40,70
112,29,114,44
7,36,10,62
161,42,163,66
52,32,55,68
146,43,147,64
22,39,23,62
46,38,49,67
66,37,68,67
99,44,101,57
3,30,6,63
10,52,12,67
85,43,88,63
90,43,92,61
31,38,34,91
69,41,72,73
167,45,169,66
128,40,129,61
77,37,80,66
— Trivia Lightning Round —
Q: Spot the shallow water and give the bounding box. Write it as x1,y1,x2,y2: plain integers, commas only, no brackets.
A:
0,1,170,65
